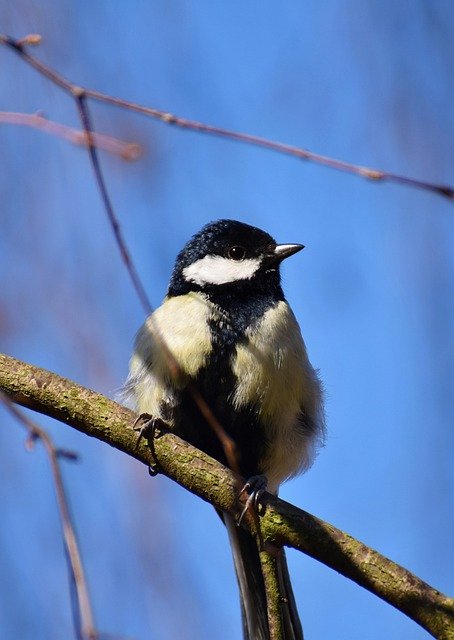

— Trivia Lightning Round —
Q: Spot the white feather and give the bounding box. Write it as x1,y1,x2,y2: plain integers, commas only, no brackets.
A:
182,254,261,286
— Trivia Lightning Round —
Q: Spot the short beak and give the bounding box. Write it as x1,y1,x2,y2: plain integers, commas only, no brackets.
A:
273,243,305,262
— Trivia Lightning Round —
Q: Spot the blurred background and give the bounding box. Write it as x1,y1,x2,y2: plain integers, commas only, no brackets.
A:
1,2,453,639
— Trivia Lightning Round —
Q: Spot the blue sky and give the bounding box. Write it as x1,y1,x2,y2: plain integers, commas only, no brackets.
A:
1,2,453,639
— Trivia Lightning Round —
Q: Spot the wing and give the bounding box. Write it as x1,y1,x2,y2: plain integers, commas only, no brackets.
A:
122,292,213,424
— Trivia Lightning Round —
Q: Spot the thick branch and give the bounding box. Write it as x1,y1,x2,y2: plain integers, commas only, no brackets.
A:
1,353,453,639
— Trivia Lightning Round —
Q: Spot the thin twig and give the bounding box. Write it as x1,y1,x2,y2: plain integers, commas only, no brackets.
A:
74,92,241,477
0,392,98,640
74,93,153,315
0,111,142,159
75,92,241,470
1,33,453,200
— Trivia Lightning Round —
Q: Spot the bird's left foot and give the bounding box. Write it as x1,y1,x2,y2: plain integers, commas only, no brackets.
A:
133,413,166,476
237,474,268,526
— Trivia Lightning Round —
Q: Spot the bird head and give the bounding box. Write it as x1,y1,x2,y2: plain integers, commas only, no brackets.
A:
167,219,303,298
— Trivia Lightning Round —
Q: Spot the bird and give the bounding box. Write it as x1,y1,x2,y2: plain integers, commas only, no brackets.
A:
123,219,325,640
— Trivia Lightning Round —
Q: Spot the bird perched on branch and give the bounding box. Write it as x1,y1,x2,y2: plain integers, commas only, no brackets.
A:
124,219,325,640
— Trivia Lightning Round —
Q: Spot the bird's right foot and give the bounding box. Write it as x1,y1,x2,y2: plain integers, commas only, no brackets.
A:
237,474,268,526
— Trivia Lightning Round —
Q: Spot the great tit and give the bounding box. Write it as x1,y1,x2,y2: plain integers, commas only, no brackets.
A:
124,219,324,640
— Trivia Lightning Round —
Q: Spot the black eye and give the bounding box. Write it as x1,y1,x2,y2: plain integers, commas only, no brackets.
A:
227,246,247,260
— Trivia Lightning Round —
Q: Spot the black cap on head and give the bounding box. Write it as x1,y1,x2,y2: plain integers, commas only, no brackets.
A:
178,219,276,265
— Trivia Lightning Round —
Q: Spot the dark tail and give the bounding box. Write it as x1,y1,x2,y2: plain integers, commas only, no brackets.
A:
224,514,304,640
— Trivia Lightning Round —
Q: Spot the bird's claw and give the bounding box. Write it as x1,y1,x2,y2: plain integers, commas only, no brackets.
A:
237,474,268,526
133,413,160,446
133,413,165,476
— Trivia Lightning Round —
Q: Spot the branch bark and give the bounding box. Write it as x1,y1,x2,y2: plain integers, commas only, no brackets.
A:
1,353,453,639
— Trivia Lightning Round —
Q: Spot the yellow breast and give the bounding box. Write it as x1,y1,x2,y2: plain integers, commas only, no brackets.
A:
129,293,214,420
231,301,307,424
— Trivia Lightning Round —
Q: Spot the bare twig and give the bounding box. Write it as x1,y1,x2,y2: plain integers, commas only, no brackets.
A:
74,93,241,476
73,93,153,315
0,111,142,159
1,353,453,640
0,392,98,640
1,33,453,200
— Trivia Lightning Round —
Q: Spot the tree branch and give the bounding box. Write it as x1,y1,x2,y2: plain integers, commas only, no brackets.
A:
1,353,452,638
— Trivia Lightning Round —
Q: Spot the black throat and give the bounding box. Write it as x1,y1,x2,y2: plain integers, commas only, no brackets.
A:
169,264,285,318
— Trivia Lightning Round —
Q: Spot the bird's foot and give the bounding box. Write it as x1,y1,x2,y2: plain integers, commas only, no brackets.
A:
237,474,268,526
133,413,166,476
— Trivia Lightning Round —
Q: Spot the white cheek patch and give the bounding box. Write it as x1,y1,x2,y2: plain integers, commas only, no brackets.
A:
182,254,261,286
